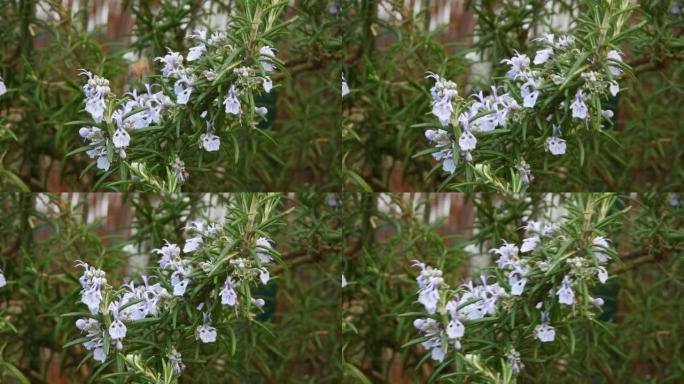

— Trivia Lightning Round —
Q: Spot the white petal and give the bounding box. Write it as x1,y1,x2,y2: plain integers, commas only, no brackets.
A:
183,236,203,253
341,80,350,97
446,319,465,339
93,348,107,362
259,269,270,285
186,44,206,61
442,158,456,174
108,320,127,339
112,129,130,148
458,131,477,151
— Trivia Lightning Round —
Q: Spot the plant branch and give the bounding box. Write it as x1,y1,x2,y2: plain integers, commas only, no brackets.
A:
613,246,680,274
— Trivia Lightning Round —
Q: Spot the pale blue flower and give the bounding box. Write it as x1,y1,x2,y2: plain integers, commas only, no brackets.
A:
197,323,217,343
174,75,193,105
608,81,620,96
546,137,567,156
107,301,128,340
432,99,453,126
187,44,206,61
341,274,347,288
596,266,608,284
96,152,110,171
0,270,6,288
413,318,446,362
412,261,444,314
184,235,203,253
507,348,524,374
501,52,530,80
154,241,181,269
508,271,528,296
259,269,270,285
120,276,168,320
535,323,555,342
76,318,107,362
187,29,207,55
256,237,274,264
220,277,237,306
259,46,277,72
426,72,458,126
556,275,574,305
446,317,465,339
424,129,456,174
520,235,540,253
223,85,241,115
458,129,477,152
534,47,553,65
570,89,588,119
430,345,445,361
80,70,110,123
255,106,268,116
520,79,539,108
0,77,7,96
168,348,185,375
201,132,220,152
341,73,350,97
112,128,130,148
591,297,605,307
252,298,266,307
606,50,624,76
262,76,273,93
546,125,566,155
491,241,519,269
171,272,190,296
457,277,506,320
76,261,107,314
592,236,611,263
155,50,184,78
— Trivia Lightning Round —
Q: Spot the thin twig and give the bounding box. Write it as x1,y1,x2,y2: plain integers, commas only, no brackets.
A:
613,246,679,274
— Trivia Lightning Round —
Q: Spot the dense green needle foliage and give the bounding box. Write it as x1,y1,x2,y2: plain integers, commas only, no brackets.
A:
0,0,683,383
342,0,684,191
0,0,340,191
0,193,340,383
340,193,684,383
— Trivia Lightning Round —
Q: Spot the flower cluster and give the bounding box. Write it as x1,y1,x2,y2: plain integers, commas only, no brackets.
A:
75,318,108,362
423,32,628,182
76,261,108,314
71,222,277,375
77,74,173,171
74,261,171,363
410,219,615,375
155,241,192,296
412,262,507,362
76,25,279,180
